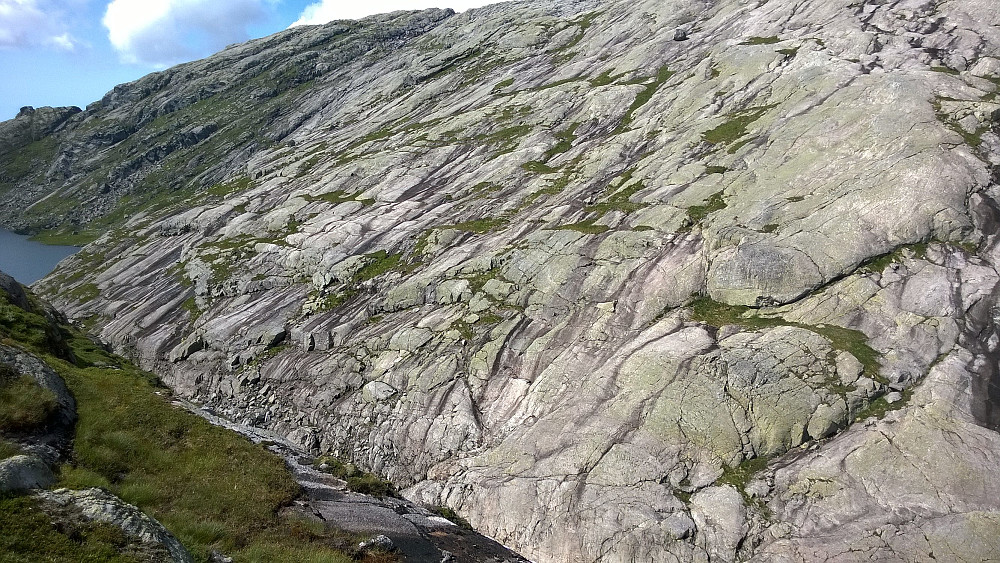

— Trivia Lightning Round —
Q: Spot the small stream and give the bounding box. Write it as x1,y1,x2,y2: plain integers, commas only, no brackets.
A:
0,230,79,285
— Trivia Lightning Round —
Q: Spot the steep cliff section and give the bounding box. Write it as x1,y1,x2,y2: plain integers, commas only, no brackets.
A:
8,0,1000,561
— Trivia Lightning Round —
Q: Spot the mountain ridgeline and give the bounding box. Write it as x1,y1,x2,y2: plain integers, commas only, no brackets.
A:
3,0,1000,561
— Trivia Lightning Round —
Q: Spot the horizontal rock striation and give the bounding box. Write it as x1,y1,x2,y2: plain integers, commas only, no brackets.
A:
5,0,1000,561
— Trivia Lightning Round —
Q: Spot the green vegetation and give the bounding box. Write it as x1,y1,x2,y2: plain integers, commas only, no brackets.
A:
688,297,882,380
761,223,779,233
429,506,473,530
0,438,22,459
491,77,515,93
438,217,509,234
776,47,799,57
543,122,580,160
522,161,559,174
858,242,929,274
702,105,775,148
0,495,143,563
618,65,676,130
551,11,602,63
313,456,397,498
742,36,780,45
0,286,366,562
585,174,648,217
302,190,375,207
686,191,727,224
553,220,610,234
716,455,771,491
930,65,960,75
705,166,728,175
354,251,404,283
853,388,913,421
0,374,58,433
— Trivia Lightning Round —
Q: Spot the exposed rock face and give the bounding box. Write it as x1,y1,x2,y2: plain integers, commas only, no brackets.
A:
4,0,1000,561
0,455,56,492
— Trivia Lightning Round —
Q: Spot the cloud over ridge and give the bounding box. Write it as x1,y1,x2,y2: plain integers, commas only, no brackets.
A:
103,0,270,67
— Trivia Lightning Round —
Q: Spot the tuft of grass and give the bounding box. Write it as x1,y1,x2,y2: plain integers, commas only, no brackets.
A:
702,105,774,146
0,495,142,563
553,220,610,234
0,374,59,433
618,65,675,130
354,251,403,283
314,456,397,498
0,438,23,459
743,36,780,45
429,506,473,530
521,161,558,174
686,191,727,223
689,297,882,380
854,388,913,421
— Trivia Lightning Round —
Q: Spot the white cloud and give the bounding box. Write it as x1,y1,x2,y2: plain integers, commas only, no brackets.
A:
291,0,510,26
103,0,270,67
0,0,79,50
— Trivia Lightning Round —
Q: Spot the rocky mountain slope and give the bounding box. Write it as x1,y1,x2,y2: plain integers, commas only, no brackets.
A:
4,0,1000,560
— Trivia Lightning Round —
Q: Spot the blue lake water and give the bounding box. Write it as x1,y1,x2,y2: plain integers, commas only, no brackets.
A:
0,230,79,285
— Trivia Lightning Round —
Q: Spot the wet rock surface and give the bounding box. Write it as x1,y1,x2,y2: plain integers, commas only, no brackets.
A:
190,403,528,562
4,0,1000,561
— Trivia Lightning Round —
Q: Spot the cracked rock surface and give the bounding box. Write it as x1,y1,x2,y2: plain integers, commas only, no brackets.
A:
4,0,1000,561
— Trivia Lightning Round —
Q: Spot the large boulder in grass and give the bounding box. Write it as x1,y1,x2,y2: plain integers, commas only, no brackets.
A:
0,455,56,492
35,488,194,563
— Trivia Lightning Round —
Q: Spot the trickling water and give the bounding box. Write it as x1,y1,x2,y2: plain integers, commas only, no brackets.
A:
0,230,78,285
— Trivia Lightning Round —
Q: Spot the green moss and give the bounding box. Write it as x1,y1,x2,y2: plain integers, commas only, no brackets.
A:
353,251,403,283
618,65,675,130
689,297,882,380
854,388,913,421
314,456,397,498
761,224,778,233
702,106,774,146
491,77,515,93
302,190,375,206
551,11,602,62
585,180,648,216
743,36,780,45
482,124,533,156
522,161,559,174
553,220,610,234
930,65,960,75
543,122,580,160
786,195,805,202
588,69,626,87
776,47,799,57
716,455,771,489
858,242,929,274
686,191,727,223
705,166,729,175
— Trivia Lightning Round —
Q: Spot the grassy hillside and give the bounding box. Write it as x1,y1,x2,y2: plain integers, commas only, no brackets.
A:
0,288,387,562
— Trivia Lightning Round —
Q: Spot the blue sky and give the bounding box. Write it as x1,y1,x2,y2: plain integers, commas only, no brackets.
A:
0,0,509,121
